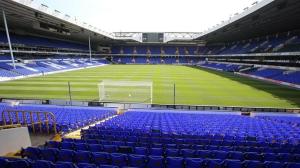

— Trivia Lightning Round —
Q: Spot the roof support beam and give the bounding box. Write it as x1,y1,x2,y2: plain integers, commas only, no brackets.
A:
2,10,16,69
88,35,92,62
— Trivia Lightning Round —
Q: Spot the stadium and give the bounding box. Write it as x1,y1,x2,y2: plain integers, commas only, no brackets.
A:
0,0,300,167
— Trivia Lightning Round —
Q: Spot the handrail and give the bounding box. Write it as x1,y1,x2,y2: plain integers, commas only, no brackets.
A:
1,110,57,134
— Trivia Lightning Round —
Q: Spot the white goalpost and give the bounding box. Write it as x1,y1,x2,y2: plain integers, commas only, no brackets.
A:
98,80,153,104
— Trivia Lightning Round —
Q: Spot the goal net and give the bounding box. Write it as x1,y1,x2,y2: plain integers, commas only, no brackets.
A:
98,80,153,103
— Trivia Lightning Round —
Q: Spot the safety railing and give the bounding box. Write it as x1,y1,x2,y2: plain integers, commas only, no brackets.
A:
1,110,57,134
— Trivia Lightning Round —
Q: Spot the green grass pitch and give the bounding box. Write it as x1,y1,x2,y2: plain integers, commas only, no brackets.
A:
0,65,299,108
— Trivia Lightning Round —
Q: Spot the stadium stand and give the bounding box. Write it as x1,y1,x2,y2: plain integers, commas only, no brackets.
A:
0,0,300,167
0,103,117,133
0,59,107,79
17,109,300,168
0,31,88,51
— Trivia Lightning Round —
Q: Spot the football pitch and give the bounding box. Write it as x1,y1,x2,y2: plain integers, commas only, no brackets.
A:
0,65,299,108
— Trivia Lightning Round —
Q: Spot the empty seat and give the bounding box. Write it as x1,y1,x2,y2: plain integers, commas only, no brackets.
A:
147,156,164,168
244,152,262,161
196,150,211,158
185,158,204,168
128,154,146,167
181,149,195,157
57,149,74,162
22,147,40,160
110,153,127,167
223,159,243,168
7,160,30,168
285,162,300,168
92,152,110,165
263,153,278,162
40,148,59,162
54,161,76,168
213,150,228,160
166,148,179,157
77,163,97,168
103,145,118,153
166,157,184,168
243,160,264,168
89,144,103,152
264,161,285,168
229,151,244,160
46,141,60,148
277,153,294,162
0,158,8,168
75,143,88,151
31,160,54,168
74,151,91,163
204,159,223,168
61,142,74,150
150,148,163,156
135,147,148,155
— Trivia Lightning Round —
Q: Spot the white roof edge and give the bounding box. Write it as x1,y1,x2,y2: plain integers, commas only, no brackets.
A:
194,0,275,39
12,0,116,39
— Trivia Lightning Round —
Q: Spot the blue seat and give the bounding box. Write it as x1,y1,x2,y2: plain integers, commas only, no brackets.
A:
150,148,163,156
74,151,91,163
0,158,8,168
46,141,60,148
135,147,148,155
285,162,300,168
204,159,223,168
75,143,88,151
103,145,118,153
166,144,177,149
244,152,262,161
263,161,285,168
57,149,74,162
263,153,278,161
110,153,127,167
185,158,203,168
89,144,103,152
196,150,211,158
61,142,74,150
243,160,264,168
213,150,228,159
86,139,99,144
146,156,164,168
166,157,184,168
181,149,195,157
229,151,244,160
223,159,242,168
166,149,179,157
7,160,30,168
22,147,40,160
277,153,293,162
40,148,59,162
99,165,119,168
31,160,53,168
54,161,76,168
77,163,97,168
92,152,110,165
128,154,146,167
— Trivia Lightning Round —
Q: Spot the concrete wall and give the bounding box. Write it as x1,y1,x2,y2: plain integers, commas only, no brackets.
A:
0,127,31,156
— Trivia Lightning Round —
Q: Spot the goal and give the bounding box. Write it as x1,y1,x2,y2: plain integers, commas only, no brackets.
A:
98,80,153,103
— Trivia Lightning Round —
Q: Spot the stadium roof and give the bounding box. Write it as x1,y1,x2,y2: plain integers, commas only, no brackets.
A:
1,0,300,45
196,0,300,43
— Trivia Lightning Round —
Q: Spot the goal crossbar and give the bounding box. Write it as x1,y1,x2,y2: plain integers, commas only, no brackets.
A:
98,80,153,104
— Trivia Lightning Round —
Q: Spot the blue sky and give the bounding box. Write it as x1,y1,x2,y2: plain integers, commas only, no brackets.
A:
35,0,256,33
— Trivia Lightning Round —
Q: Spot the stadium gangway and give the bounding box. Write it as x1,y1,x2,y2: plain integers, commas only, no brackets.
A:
1,110,57,134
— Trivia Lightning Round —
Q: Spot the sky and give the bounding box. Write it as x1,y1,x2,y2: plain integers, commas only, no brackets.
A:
35,0,257,33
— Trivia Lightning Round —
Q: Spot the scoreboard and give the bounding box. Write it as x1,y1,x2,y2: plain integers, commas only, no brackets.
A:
142,33,164,43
